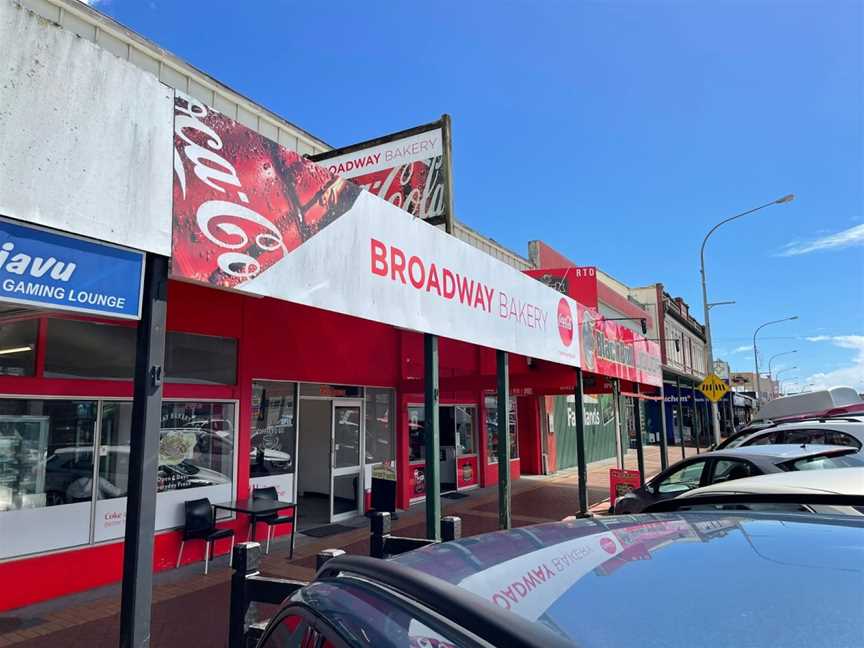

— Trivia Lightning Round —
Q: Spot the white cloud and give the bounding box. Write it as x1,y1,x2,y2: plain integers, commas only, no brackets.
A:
777,224,864,256
730,345,751,354
802,335,864,392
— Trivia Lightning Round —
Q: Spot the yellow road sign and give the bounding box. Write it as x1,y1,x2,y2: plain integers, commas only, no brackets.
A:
698,373,730,402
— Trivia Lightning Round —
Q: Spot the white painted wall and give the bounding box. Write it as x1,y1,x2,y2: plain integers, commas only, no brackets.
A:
0,0,174,254
298,400,331,497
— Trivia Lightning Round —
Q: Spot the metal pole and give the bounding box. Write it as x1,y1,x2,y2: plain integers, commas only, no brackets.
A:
699,195,794,441
690,383,700,454
703,394,711,448
496,350,511,530
574,368,588,515
727,390,735,434
424,333,440,541
675,376,685,460
119,254,168,648
658,383,669,470
633,384,645,486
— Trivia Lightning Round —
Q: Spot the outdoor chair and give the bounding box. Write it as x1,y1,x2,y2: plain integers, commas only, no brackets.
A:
252,486,297,558
177,497,235,575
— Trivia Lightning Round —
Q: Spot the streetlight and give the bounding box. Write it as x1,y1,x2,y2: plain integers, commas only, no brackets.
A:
753,316,799,401
700,194,795,443
768,350,798,378
774,366,797,398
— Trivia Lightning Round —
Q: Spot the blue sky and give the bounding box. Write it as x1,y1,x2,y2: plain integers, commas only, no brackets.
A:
92,0,863,392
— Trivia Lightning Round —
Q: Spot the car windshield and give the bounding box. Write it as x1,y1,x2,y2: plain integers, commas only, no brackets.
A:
785,453,864,471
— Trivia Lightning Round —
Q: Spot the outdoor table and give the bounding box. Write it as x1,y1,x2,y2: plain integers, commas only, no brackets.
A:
212,498,296,541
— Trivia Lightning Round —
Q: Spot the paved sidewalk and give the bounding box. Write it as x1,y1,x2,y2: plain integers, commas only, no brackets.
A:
0,445,696,647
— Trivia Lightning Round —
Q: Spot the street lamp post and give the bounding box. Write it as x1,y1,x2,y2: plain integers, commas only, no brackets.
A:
753,316,799,401
768,350,798,381
773,366,798,398
700,194,795,444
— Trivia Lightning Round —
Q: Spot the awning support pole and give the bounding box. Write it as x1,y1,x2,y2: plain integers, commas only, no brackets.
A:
727,391,735,434
691,383,700,454
611,378,623,468
496,350,511,530
634,384,645,486
658,383,669,471
424,333,441,541
574,368,589,516
676,376,685,460
119,253,168,648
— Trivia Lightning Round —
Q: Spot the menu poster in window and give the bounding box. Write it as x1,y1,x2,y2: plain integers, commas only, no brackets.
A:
159,430,196,465
372,461,396,482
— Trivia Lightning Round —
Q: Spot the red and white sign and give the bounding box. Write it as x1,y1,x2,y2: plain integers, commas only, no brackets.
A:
579,305,662,386
310,123,449,226
171,94,581,367
609,468,641,507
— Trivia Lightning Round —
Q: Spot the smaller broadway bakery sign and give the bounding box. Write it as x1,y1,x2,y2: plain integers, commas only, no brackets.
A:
309,118,454,232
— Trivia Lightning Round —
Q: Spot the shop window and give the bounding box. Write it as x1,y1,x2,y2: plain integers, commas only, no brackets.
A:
0,319,37,376
45,319,237,384
250,382,297,478
485,396,518,463
165,332,237,385
45,318,135,379
455,406,476,455
0,399,97,511
365,388,395,464
408,406,424,462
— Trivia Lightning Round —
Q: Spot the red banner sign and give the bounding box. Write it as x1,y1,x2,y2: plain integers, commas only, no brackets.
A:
609,468,641,507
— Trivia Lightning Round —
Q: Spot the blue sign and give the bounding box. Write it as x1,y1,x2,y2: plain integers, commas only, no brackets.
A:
0,218,144,319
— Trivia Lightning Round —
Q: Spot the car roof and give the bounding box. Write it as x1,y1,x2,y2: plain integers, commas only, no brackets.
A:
680,467,864,497
761,418,864,433
703,443,852,461
392,514,864,648
754,387,863,421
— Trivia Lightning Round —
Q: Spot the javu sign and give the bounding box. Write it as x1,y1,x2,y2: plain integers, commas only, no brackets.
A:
309,118,454,232
170,94,580,367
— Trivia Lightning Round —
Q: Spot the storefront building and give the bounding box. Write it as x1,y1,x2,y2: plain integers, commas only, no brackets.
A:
0,0,588,611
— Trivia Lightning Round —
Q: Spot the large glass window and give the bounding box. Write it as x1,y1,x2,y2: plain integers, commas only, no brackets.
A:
365,388,395,464
165,332,237,385
45,319,135,379
45,319,237,384
485,395,518,463
0,319,37,376
0,399,97,510
250,382,296,478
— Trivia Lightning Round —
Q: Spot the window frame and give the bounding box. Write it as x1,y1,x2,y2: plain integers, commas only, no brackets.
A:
706,457,761,485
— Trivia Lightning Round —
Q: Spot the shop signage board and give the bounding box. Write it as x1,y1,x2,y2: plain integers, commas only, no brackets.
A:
698,374,730,402
609,468,641,507
309,118,454,232
0,218,144,319
171,93,580,368
577,304,662,387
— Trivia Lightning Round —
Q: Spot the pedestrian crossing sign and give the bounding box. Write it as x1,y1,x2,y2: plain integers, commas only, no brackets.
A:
698,373,729,402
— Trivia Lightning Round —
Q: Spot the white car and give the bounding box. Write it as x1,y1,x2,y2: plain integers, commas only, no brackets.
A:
675,467,864,516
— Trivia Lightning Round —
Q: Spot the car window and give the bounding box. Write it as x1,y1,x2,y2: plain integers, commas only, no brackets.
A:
785,452,864,471
782,429,862,449
742,432,780,446
260,613,308,647
656,460,706,494
709,459,760,484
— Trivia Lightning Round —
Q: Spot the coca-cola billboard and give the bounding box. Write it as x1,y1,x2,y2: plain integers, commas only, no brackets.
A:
309,118,454,232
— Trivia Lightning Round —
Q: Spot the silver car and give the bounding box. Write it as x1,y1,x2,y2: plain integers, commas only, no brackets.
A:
720,417,864,452
613,444,864,514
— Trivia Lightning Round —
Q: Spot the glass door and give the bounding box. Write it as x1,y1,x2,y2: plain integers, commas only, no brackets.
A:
331,401,363,522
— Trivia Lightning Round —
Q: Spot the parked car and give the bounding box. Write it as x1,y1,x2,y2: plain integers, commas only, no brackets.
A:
717,416,864,451
613,444,864,514
667,467,864,516
255,510,864,647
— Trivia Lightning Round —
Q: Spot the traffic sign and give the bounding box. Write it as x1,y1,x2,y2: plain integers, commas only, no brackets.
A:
698,373,730,402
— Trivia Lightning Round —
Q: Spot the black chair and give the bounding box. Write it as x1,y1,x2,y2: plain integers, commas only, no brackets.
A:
177,497,235,575
252,486,297,558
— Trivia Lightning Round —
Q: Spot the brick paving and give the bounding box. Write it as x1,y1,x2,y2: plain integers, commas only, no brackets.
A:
0,446,698,647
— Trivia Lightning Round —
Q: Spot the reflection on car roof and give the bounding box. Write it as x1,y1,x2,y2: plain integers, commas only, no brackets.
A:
708,443,852,459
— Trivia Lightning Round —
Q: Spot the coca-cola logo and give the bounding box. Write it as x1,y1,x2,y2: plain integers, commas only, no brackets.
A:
557,298,574,347
600,537,617,555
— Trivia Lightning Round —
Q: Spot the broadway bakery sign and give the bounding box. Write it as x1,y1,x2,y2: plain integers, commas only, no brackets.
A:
309,119,453,231
171,93,580,367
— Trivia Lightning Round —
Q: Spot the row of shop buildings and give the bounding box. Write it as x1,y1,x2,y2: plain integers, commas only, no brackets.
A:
0,0,748,613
